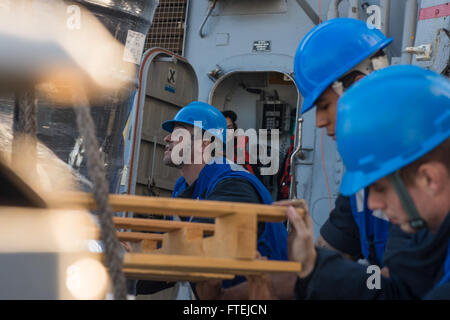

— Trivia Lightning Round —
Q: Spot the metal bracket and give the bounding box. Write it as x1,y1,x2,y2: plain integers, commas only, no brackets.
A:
207,65,224,82
406,44,433,61
296,147,314,165
289,117,304,199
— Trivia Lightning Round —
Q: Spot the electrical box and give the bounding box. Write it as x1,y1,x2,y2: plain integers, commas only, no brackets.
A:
257,100,291,133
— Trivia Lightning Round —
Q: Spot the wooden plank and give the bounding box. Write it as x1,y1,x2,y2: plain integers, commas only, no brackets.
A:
0,160,48,209
119,239,158,253
212,214,257,259
123,269,234,282
0,207,99,252
113,217,214,235
117,232,164,243
48,192,303,222
123,253,302,275
91,230,163,243
160,228,205,256
142,239,158,252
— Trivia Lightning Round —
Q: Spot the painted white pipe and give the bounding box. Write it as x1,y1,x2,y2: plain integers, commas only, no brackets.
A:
348,0,360,19
327,0,343,20
401,0,418,64
380,0,391,36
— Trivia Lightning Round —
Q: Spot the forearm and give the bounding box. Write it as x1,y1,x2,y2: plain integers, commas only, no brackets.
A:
217,282,250,300
297,248,403,300
220,274,297,300
315,235,359,261
269,273,297,299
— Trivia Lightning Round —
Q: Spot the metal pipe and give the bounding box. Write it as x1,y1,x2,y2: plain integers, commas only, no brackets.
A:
289,117,304,200
347,0,360,19
380,0,391,36
199,0,218,38
401,0,418,64
327,0,343,20
182,0,190,55
296,0,320,25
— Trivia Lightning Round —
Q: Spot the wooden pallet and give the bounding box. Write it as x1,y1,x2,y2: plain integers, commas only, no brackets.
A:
47,192,303,281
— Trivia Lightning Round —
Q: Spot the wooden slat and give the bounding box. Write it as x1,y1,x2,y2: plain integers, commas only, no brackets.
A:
114,217,214,235
117,232,164,243
48,192,302,222
90,230,163,243
123,269,234,282
160,227,205,256
213,214,256,259
0,207,99,251
123,253,302,275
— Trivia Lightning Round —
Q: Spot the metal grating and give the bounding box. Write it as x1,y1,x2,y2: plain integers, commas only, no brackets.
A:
145,0,187,56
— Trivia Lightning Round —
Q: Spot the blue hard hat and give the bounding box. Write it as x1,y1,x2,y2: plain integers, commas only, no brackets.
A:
294,18,393,114
162,101,227,143
337,65,450,196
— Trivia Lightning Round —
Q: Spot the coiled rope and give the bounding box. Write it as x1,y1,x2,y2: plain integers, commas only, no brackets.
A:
72,86,127,300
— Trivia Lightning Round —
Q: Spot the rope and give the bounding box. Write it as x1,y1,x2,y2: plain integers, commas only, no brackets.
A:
72,86,128,300
13,89,37,136
12,88,37,177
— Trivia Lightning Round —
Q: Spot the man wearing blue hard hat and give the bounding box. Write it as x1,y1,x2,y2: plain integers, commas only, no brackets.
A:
294,17,393,268
287,65,450,299
138,101,288,299
250,18,436,300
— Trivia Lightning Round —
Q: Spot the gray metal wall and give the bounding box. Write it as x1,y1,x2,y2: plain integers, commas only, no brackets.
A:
184,0,412,99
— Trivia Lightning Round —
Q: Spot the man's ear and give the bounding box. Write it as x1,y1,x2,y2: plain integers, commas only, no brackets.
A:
415,162,448,196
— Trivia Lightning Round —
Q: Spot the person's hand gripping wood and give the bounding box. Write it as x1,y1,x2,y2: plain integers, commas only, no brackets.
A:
286,199,317,278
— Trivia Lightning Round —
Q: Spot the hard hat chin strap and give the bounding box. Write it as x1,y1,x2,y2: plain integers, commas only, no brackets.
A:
388,170,427,230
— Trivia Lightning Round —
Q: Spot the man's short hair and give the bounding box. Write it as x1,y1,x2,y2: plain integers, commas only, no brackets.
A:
222,110,237,122
222,110,238,130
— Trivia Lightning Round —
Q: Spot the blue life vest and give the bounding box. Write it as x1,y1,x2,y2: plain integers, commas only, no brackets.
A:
350,188,390,267
172,158,288,288
434,239,450,289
